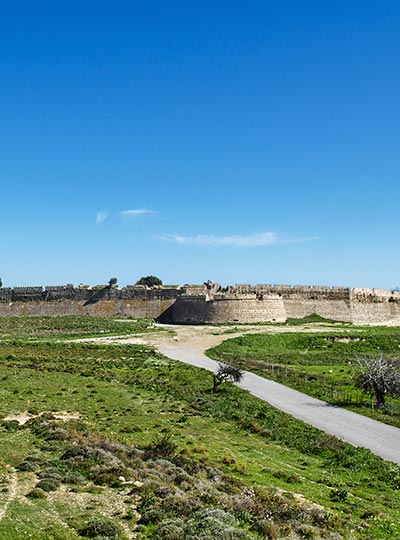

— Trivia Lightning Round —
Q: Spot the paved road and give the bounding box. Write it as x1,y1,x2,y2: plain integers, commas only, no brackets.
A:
159,343,400,465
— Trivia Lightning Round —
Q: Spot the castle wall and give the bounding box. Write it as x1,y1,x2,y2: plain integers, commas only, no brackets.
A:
1,284,400,325
283,298,353,322
0,299,176,319
171,294,286,324
351,288,400,325
0,286,179,319
281,288,352,322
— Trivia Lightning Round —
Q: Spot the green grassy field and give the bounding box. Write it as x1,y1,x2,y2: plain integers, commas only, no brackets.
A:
0,317,399,539
208,326,400,428
0,316,155,340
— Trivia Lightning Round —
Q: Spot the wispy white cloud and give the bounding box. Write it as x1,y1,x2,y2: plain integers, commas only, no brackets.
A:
158,232,319,247
120,209,158,218
96,211,108,224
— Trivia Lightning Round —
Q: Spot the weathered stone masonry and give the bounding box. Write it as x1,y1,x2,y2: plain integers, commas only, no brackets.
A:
0,284,400,325
0,285,179,319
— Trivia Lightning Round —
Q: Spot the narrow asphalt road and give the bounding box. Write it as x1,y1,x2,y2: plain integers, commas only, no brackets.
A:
76,323,400,465
159,343,400,465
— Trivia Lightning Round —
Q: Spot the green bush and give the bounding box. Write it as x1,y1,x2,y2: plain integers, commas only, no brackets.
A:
2,420,20,432
143,432,177,460
79,517,122,538
27,487,47,499
17,459,39,472
329,488,348,502
36,478,60,492
151,520,184,540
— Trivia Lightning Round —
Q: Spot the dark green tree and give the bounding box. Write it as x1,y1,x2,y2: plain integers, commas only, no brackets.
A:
108,277,118,288
135,275,163,288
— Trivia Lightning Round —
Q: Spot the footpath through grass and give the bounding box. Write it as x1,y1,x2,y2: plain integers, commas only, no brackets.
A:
0,332,399,539
208,326,400,428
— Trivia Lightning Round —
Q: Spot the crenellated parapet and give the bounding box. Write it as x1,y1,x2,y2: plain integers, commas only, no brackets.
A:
0,288,12,302
352,287,400,303
0,285,182,304
1,282,400,325
233,284,351,300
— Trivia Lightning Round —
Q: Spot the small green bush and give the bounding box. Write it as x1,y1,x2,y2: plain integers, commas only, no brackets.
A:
253,519,278,538
151,519,184,540
27,487,47,499
2,420,20,432
79,517,122,538
329,488,348,502
143,432,177,460
38,468,64,482
64,471,86,485
271,469,302,483
139,508,166,524
17,460,38,472
36,478,60,492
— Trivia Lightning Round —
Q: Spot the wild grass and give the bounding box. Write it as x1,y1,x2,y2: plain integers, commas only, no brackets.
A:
208,328,400,427
0,320,399,538
0,315,155,340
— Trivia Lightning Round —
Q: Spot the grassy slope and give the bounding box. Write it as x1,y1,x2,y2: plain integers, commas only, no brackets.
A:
208,326,400,428
0,320,399,538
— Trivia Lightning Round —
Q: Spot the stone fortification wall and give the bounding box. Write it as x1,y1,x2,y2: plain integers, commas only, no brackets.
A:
281,287,352,323
351,288,400,325
171,294,286,324
171,284,400,325
233,284,352,322
1,283,400,325
0,286,179,319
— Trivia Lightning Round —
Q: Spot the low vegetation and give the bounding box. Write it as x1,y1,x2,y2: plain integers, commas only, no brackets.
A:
208,326,400,427
0,318,399,538
0,316,155,340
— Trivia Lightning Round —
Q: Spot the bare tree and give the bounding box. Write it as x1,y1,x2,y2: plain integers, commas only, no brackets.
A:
353,354,400,409
212,362,244,393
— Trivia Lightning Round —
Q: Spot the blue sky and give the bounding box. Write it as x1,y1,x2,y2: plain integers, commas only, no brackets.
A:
1,1,399,288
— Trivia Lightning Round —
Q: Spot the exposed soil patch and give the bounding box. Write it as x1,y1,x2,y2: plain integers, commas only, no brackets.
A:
3,411,80,425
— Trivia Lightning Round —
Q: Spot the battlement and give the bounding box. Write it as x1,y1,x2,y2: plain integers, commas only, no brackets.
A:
1,282,399,325
235,283,351,296
0,285,182,303
0,283,397,302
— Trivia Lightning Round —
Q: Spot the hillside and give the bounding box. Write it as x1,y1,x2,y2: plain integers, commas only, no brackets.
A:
0,317,399,539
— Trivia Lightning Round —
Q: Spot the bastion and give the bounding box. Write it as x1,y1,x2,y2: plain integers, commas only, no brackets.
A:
0,282,399,325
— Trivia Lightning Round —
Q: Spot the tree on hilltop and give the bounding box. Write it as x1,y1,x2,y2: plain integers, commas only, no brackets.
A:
353,354,400,409
135,275,163,288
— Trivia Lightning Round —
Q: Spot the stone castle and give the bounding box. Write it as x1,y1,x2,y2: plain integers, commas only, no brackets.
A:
1,282,400,325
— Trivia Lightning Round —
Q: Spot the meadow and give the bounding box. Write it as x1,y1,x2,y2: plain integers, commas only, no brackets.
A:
0,316,155,340
0,316,399,539
209,326,400,428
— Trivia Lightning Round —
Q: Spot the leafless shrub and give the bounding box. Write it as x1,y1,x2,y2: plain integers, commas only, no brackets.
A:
353,354,400,409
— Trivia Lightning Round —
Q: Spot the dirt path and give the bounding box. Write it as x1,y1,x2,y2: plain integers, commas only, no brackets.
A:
0,471,18,521
75,323,400,465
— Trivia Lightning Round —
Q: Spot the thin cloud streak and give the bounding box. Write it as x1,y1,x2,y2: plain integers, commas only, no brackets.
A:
159,232,319,247
96,211,108,224
120,209,158,217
